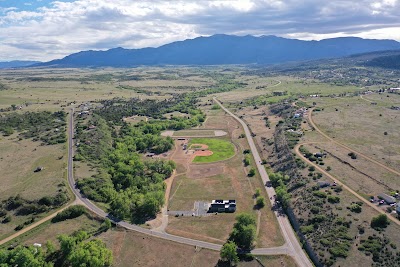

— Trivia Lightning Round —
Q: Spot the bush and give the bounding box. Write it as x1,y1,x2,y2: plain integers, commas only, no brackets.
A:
313,191,327,198
248,168,256,177
349,204,362,213
256,197,265,208
348,152,357,159
300,224,314,234
327,195,340,204
2,215,11,224
52,205,86,223
329,242,350,258
371,214,389,229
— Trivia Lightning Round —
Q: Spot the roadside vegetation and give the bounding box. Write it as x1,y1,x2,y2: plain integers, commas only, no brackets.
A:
0,111,66,144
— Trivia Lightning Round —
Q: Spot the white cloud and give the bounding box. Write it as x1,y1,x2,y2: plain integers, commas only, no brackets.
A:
0,0,399,61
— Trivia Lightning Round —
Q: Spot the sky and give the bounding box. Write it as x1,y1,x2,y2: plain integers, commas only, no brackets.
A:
0,0,400,61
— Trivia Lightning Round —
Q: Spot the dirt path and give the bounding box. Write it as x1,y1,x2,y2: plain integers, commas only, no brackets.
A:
0,200,80,246
308,108,400,177
294,143,400,226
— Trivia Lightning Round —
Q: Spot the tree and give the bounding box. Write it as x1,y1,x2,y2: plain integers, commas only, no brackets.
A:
229,213,256,250
68,239,113,267
371,214,389,229
0,246,51,267
220,241,239,266
248,168,256,177
256,197,265,208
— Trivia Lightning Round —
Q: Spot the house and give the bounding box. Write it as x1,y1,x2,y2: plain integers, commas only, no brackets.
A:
388,88,400,93
314,152,324,158
209,199,236,213
145,153,156,158
378,193,396,204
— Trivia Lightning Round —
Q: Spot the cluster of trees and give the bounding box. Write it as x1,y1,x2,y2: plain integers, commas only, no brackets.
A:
220,213,257,266
269,172,291,208
0,111,66,144
0,193,69,226
77,118,177,222
0,230,113,267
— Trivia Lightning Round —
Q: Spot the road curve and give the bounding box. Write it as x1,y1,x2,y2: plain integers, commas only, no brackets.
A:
294,143,400,226
214,98,313,267
308,108,400,177
67,108,296,256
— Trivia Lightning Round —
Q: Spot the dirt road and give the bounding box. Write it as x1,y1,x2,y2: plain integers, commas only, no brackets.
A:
214,98,312,267
308,108,400,177
294,143,400,226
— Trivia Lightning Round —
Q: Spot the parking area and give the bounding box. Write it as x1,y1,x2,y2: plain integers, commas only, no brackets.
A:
168,201,210,217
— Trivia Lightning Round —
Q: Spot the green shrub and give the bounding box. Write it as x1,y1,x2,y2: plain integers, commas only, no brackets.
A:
349,204,362,213
300,224,314,234
313,191,327,198
327,195,340,204
256,197,265,208
371,214,389,229
52,205,86,223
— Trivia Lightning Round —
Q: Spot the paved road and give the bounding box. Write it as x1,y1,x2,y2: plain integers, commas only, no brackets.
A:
66,108,300,257
214,98,313,267
308,107,400,177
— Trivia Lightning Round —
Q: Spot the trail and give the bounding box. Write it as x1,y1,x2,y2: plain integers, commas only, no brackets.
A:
294,143,400,226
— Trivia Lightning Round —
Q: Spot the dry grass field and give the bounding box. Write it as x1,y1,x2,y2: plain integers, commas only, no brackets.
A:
0,134,66,200
307,93,400,173
1,214,102,249
0,133,67,240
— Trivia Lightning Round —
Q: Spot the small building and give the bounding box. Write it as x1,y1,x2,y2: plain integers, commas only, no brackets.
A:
314,152,325,158
209,199,236,213
145,153,156,158
378,193,396,204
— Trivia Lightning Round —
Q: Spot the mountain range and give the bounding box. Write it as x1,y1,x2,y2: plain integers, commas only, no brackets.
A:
28,34,400,67
0,60,41,69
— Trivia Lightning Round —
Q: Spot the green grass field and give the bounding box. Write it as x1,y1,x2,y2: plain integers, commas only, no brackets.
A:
189,138,235,163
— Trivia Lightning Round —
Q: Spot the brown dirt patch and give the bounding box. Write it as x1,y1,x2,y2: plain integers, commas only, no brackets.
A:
187,164,225,179
190,143,209,150
193,150,213,157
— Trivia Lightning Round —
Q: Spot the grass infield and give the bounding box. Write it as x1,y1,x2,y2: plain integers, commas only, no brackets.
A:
189,138,235,163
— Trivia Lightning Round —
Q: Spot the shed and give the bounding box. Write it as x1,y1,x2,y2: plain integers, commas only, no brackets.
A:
378,193,396,204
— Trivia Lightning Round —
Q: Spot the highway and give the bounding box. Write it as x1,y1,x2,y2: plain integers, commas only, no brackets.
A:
66,108,302,257
214,98,313,267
